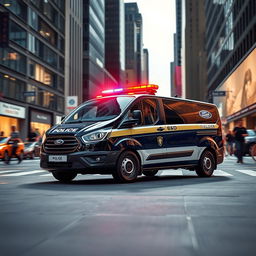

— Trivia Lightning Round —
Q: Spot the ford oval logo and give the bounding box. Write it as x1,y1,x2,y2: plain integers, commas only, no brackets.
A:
199,110,212,119
54,139,64,145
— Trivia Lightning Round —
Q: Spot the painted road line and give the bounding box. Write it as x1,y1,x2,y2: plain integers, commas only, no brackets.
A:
40,174,52,176
214,170,233,176
236,170,256,176
1,170,45,177
0,170,22,174
158,169,183,176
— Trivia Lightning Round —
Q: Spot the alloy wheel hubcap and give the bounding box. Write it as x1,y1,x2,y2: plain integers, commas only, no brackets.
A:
203,157,212,171
121,158,134,175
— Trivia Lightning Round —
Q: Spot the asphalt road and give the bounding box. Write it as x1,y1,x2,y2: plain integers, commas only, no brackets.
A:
0,156,256,256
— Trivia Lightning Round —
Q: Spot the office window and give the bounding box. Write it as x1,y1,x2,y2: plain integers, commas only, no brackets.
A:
0,48,26,74
9,21,27,48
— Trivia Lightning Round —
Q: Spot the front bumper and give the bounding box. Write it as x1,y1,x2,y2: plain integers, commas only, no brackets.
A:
40,150,120,174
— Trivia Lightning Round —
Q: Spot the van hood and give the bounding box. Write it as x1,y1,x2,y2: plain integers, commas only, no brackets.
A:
48,119,114,135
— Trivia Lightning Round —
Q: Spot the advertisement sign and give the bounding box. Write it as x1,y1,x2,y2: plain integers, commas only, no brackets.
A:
0,102,25,119
66,96,78,110
215,48,256,118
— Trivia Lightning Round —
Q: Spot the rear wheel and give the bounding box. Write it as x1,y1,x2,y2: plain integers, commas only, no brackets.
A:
196,150,215,177
250,144,256,161
52,171,77,183
30,152,35,159
143,170,158,177
112,151,139,182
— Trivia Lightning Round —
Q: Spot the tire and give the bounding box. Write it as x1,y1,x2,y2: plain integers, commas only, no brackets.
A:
143,170,158,177
112,151,139,182
250,144,256,161
19,151,24,163
30,152,35,159
52,171,77,183
4,151,10,164
196,150,216,177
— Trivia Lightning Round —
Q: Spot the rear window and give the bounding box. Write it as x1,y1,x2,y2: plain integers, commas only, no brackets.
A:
163,99,218,124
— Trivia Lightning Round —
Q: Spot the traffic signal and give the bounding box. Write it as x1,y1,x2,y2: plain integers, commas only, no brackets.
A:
0,12,9,48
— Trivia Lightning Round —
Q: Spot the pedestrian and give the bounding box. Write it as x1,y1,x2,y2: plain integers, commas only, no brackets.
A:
225,130,234,156
27,128,37,142
233,120,248,164
8,125,22,164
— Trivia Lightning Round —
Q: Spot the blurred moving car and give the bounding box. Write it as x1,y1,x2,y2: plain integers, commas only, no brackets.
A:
245,129,256,155
24,141,41,159
0,137,24,163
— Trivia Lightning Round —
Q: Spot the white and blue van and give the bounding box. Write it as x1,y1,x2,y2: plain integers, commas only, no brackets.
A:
40,85,224,182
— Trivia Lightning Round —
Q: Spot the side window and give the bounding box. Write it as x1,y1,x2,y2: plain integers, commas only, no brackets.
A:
123,100,143,126
142,98,159,125
163,99,184,124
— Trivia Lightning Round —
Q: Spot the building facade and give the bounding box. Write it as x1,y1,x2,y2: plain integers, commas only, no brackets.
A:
105,0,125,86
141,48,149,84
83,0,117,100
205,0,256,130
171,0,182,97
0,0,66,139
65,0,83,111
181,0,207,101
125,3,143,85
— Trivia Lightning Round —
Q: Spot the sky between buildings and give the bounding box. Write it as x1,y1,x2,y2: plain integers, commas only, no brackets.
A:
124,0,176,97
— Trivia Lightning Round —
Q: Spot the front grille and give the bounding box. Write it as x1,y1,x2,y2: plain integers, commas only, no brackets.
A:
43,136,80,154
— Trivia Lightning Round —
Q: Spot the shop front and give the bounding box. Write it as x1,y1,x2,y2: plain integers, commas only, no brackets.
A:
30,109,52,138
0,101,26,137
213,48,256,131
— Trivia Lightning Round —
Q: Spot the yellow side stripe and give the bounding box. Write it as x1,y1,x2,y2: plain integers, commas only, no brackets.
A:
110,124,219,138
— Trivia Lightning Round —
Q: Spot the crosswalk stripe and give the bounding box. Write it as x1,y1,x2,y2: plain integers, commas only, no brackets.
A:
0,170,22,174
236,170,256,176
1,170,45,177
158,169,183,176
214,170,233,176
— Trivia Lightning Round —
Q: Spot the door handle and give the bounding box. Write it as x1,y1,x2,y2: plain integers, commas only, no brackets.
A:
157,127,165,131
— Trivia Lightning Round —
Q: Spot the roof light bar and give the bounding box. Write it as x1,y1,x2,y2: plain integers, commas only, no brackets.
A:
98,84,159,97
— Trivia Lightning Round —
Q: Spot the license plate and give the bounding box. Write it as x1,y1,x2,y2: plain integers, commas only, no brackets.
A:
49,155,67,162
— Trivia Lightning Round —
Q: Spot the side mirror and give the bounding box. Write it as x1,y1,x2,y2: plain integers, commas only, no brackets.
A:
132,110,142,123
120,110,142,128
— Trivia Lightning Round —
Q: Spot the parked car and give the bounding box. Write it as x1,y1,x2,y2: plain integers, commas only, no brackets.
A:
0,137,24,163
245,129,256,155
24,141,41,159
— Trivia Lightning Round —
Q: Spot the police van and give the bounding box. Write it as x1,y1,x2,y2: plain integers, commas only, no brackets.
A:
40,84,224,182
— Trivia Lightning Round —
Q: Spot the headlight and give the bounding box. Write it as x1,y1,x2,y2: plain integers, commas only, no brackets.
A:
82,131,108,142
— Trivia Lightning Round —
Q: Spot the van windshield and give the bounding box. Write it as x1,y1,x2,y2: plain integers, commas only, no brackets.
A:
64,96,134,123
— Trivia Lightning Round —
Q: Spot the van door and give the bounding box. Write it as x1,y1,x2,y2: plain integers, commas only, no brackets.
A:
121,97,169,169
162,99,198,166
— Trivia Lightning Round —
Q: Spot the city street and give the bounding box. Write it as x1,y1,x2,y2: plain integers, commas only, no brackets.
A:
0,157,256,256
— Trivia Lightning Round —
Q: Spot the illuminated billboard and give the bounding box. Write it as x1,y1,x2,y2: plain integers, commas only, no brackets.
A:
215,48,256,118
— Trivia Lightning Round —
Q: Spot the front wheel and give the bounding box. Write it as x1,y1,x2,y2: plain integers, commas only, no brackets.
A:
112,151,139,182
52,171,77,183
196,150,216,177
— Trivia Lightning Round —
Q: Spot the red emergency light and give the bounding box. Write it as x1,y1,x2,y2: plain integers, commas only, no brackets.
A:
97,84,159,97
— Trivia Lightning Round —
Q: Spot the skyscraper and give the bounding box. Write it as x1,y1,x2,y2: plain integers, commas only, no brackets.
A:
83,0,117,100
181,0,206,101
141,48,149,84
105,0,125,86
65,0,83,109
125,3,143,85
0,0,66,138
